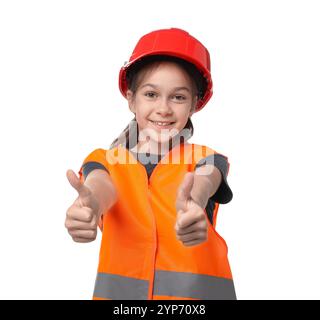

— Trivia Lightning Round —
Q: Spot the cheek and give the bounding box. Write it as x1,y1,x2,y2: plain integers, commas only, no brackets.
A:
134,103,150,122
135,112,153,133
175,109,190,126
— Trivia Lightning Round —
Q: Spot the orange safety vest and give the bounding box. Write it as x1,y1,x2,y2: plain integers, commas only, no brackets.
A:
79,142,236,300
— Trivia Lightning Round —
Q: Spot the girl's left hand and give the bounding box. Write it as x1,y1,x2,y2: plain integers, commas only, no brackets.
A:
175,172,208,247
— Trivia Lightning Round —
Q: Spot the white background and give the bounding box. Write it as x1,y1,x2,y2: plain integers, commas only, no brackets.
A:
1,0,319,300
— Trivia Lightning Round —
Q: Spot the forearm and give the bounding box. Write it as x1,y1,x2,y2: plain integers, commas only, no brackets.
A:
84,169,118,216
190,165,222,209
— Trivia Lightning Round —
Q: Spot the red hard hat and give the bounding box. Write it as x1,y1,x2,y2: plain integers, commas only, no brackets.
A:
119,28,213,112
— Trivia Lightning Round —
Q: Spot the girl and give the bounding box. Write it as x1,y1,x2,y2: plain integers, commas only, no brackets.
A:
65,28,236,300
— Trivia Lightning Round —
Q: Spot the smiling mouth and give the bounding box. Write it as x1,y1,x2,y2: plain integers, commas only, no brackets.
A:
149,120,175,126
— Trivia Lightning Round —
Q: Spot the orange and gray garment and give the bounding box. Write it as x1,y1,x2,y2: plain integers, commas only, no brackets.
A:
78,143,236,300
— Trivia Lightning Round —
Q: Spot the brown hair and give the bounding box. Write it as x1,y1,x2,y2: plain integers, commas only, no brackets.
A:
109,55,208,150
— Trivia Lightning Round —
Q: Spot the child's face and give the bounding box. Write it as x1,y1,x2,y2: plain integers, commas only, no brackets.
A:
126,62,197,147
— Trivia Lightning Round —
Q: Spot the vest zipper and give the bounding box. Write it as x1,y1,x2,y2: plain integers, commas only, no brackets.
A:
146,175,158,300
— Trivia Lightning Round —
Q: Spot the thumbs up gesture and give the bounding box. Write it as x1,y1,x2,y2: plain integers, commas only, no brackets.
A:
175,172,208,247
65,169,100,243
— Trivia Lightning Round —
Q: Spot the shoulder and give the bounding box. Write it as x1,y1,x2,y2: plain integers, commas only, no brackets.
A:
187,143,221,158
77,148,109,182
188,143,230,171
82,148,108,164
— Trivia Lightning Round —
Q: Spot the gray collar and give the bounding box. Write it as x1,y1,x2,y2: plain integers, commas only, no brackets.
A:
129,151,163,165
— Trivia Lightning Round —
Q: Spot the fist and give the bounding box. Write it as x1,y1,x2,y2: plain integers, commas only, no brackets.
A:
175,172,208,247
65,169,100,243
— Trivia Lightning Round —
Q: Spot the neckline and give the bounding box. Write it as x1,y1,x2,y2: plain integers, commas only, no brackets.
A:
130,150,162,156
119,142,189,166
129,151,163,166
117,142,191,184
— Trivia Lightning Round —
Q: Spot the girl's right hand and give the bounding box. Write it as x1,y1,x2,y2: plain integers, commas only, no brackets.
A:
65,169,100,243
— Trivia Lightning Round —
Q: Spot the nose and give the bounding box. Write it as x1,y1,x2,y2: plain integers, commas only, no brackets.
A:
156,98,173,116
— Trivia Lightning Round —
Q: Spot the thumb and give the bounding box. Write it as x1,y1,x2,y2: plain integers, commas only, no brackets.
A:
66,169,91,199
176,172,195,213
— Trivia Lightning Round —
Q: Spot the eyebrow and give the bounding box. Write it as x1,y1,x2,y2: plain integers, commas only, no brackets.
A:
140,83,190,92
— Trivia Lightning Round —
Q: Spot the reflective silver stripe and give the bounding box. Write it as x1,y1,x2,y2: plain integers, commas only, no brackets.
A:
154,270,237,300
93,273,149,300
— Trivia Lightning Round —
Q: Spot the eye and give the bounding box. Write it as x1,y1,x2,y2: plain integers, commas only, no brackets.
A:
173,95,186,101
144,91,157,98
